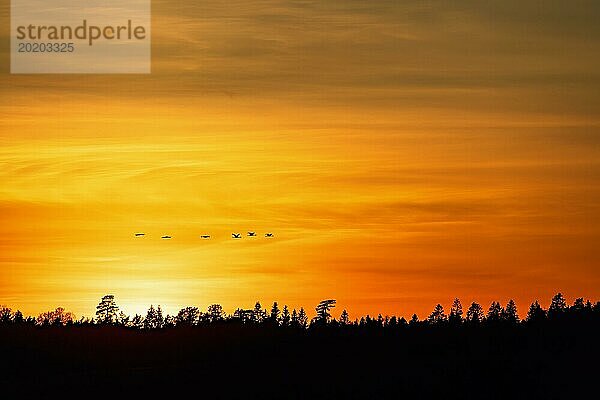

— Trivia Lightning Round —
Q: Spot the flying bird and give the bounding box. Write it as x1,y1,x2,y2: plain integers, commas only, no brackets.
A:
134,233,145,237
200,235,211,239
265,233,274,238
161,235,172,239
247,231,257,237
232,233,242,239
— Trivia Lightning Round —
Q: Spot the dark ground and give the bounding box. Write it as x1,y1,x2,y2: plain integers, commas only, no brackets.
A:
1,320,598,399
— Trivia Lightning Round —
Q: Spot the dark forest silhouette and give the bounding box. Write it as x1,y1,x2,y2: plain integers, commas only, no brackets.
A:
2,292,597,329
1,292,599,399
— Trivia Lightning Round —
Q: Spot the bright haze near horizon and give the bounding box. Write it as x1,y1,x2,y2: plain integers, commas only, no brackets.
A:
0,1,599,319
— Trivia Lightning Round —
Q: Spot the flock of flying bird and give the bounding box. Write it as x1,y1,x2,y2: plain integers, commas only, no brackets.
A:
134,232,274,240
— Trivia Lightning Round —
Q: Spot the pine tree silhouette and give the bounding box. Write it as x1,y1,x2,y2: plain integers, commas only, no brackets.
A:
95,295,119,324
466,302,484,324
280,305,290,327
428,304,447,324
526,300,546,323
339,309,350,325
503,299,519,323
449,298,463,325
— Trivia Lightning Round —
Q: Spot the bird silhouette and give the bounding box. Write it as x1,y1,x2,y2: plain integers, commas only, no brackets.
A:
232,233,242,239
247,231,257,237
134,233,145,237
161,235,172,239
265,233,274,238
200,235,211,239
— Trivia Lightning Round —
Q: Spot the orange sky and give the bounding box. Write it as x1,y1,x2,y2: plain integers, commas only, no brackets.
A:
1,1,599,320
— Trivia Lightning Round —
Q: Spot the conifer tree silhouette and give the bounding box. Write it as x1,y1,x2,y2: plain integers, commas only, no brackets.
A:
409,314,419,325
95,295,119,324
314,300,336,325
503,299,519,323
176,307,200,326
487,302,503,323
339,309,350,325
298,307,308,328
207,304,224,323
548,293,567,319
571,298,585,313
270,302,280,323
526,300,546,323
280,305,290,327
144,305,159,329
449,298,463,325
12,310,24,324
428,304,447,324
156,306,165,328
466,302,484,324
252,302,266,323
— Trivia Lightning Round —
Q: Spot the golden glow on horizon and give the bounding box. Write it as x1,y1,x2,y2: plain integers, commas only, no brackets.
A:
1,1,600,319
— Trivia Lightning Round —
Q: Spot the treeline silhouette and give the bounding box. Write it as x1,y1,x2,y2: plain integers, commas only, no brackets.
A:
1,293,598,399
3,293,598,329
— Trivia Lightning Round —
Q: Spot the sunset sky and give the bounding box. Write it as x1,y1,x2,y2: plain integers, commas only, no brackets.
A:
1,1,599,320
